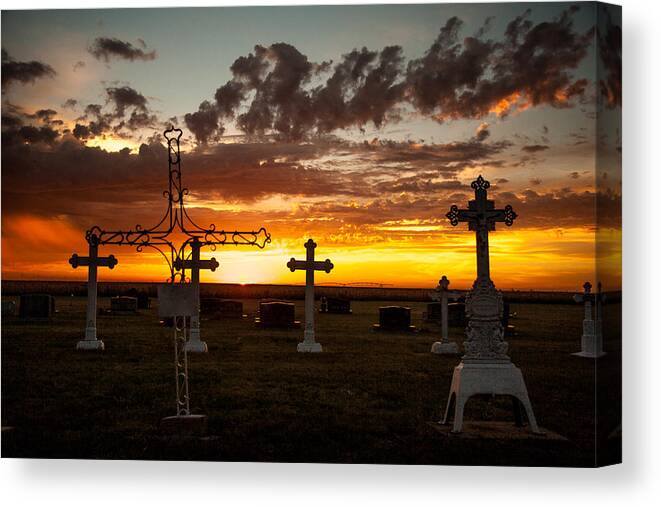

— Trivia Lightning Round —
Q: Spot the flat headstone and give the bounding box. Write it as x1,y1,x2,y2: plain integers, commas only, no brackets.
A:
19,294,54,320
321,297,351,314
373,306,415,332
123,289,151,309
447,302,467,327
160,414,208,437
1,300,17,317
201,298,244,318
110,296,138,315
255,301,300,328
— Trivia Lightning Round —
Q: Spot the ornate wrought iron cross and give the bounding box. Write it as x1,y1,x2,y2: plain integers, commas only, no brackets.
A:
446,175,517,281
85,127,271,281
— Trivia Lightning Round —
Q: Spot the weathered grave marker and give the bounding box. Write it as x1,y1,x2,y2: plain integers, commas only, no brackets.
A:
1,300,17,317
287,239,333,352
110,296,138,315
69,235,117,350
572,281,606,358
441,175,540,433
256,301,299,328
19,294,55,320
201,298,244,319
321,297,352,314
158,283,207,435
373,306,415,332
173,237,219,353
430,275,462,354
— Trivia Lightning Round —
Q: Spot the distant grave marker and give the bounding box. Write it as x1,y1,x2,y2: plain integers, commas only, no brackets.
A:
19,294,55,321
447,302,467,327
572,281,606,358
2,300,17,317
110,296,138,315
286,239,334,352
430,275,461,355
256,301,300,328
441,175,540,434
373,306,415,332
320,297,352,315
201,298,244,319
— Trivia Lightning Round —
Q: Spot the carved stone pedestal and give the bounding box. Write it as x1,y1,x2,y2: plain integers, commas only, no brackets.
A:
571,331,605,358
76,338,105,351
431,340,459,354
297,330,322,353
442,360,541,434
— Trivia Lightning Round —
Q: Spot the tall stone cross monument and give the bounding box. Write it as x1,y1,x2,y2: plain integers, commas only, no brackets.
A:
69,233,118,350
430,275,461,355
287,239,334,353
441,175,540,433
173,237,220,353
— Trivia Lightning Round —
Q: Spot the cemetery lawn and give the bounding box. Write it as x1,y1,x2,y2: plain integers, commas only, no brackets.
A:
1,296,621,466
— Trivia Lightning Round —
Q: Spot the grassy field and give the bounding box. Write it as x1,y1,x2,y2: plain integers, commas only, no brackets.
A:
1,295,621,466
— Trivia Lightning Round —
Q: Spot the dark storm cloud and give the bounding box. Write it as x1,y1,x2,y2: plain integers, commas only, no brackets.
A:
406,7,593,121
88,37,157,63
597,5,621,108
1,49,56,90
185,6,592,142
521,144,549,153
105,86,148,117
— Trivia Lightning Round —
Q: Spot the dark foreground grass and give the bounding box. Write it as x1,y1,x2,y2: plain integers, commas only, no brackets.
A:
1,296,621,466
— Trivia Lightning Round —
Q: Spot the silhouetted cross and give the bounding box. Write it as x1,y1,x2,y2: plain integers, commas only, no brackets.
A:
446,175,517,280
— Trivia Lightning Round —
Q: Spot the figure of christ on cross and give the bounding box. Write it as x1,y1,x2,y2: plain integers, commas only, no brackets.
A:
441,175,541,434
173,237,219,353
69,234,118,350
287,239,334,353
430,275,461,355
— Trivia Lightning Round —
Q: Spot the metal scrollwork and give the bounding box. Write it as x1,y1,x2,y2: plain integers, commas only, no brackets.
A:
503,205,517,226
84,127,272,281
471,175,490,190
446,205,460,226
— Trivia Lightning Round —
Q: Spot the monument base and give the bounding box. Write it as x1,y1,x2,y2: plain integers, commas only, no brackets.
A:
297,341,322,353
76,339,105,351
160,414,208,437
442,360,541,434
184,340,208,353
431,341,459,355
571,350,606,358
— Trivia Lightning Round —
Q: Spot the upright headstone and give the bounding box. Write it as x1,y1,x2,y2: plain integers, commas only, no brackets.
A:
325,297,351,314
19,294,54,320
441,175,540,433
286,239,334,353
110,296,138,314
447,302,467,327
1,300,17,317
69,234,118,350
201,298,244,319
173,237,219,353
256,301,299,328
373,306,415,331
572,281,606,358
124,288,151,309
430,276,462,354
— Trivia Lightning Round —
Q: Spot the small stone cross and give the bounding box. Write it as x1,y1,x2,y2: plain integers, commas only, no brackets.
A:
69,233,118,350
430,275,461,354
287,239,333,352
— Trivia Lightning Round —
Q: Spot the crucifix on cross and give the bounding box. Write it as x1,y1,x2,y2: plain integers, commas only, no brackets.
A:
173,237,220,353
287,239,333,353
69,234,118,350
446,175,517,281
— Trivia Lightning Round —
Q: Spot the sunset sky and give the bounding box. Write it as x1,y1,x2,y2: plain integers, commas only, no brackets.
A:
1,3,621,290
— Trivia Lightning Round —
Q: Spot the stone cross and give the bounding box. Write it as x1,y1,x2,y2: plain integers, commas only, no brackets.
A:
173,237,219,353
572,281,606,358
441,175,540,434
287,239,333,352
69,233,118,350
430,275,461,355
446,175,517,282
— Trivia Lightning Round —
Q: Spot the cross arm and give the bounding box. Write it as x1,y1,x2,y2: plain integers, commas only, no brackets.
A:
173,257,219,272
69,253,118,269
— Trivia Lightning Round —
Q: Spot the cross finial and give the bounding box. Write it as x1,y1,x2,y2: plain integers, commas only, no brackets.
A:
471,175,490,190
305,238,317,250
583,281,592,293
439,275,450,290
